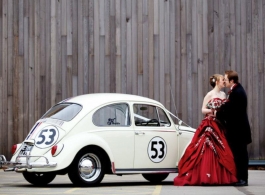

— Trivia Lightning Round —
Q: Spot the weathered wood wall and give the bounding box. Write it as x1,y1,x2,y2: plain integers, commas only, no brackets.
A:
0,0,264,160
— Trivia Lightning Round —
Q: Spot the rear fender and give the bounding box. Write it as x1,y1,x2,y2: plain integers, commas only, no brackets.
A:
27,132,114,172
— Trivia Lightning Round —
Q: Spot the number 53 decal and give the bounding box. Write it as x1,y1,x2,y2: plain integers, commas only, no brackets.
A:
35,126,59,149
147,137,167,163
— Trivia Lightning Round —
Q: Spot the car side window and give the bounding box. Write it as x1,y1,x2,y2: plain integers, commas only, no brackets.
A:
133,104,171,127
157,107,171,127
93,103,131,126
133,104,159,126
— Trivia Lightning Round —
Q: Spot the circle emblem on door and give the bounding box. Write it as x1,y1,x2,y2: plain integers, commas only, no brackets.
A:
147,137,167,163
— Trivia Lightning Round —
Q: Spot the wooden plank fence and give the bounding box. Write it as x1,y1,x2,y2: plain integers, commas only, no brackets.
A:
0,0,264,160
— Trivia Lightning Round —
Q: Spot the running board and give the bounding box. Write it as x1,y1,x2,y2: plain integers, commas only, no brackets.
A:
114,168,178,174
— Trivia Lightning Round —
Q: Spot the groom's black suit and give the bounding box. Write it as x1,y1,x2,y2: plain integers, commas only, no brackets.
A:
217,83,252,182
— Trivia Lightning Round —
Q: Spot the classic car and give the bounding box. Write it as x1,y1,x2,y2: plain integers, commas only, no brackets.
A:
0,93,195,186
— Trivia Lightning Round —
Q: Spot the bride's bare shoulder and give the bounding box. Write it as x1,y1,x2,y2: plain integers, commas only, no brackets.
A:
204,91,213,101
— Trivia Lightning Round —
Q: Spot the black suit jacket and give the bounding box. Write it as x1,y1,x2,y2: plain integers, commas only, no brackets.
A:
217,83,252,145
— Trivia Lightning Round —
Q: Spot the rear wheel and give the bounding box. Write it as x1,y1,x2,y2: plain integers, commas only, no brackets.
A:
142,173,169,183
68,148,105,186
22,172,56,186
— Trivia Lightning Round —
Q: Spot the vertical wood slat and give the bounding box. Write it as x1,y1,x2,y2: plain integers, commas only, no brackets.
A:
132,0,137,95
18,0,23,55
72,0,78,96
137,0,143,96
23,0,29,141
115,0,121,93
180,0,187,121
0,0,2,150
169,0,175,114
51,0,57,105
13,0,19,145
83,1,89,94
148,0,154,100
241,0,247,88
99,0,105,93
126,0,132,94
230,0,236,70
153,0,159,102
120,0,126,94
56,0,62,103
66,0,73,96
191,0,198,125
252,0,259,158
7,0,13,151
104,0,110,93
219,0,225,72
34,0,41,120
94,1,101,93
235,0,241,74
143,0,149,99
88,0,94,94
77,0,83,95
164,0,170,110
186,0,192,125
201,0,209,125
1,0,265,160
213,0,219,73
61,3,67,98
175,0,181,119
257,0,264,158
158,0,164,104
259,0,265,158
197,0,203,124
109,0,116,93
1,0,8,156
45,0,51,110
246,0,253,156
28,0,35,128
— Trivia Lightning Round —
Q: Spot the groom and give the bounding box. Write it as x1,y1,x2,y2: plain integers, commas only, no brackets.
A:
216,70,252,186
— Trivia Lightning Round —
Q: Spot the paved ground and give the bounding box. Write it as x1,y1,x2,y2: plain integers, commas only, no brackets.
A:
0,170,265,195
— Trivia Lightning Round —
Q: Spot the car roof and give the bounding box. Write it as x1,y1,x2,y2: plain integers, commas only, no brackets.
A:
64,93,164,109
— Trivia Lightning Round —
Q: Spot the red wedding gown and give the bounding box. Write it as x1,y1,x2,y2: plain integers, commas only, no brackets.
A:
174,98,238,186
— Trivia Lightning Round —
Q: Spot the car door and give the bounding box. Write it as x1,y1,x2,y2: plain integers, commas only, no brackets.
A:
92,103,135,169
133,104,178,169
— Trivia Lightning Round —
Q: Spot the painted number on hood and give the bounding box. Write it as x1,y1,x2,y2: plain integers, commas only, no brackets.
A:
35,126,59,148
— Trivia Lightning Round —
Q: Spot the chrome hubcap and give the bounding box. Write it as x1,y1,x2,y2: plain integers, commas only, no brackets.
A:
78,153,101,181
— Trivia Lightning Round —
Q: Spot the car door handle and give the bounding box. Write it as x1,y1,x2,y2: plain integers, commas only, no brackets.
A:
135,131,145,135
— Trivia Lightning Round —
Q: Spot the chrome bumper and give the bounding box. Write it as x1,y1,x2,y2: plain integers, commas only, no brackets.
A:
0,155,57,171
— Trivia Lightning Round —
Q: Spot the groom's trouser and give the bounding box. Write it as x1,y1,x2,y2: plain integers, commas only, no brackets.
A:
229,143,249,181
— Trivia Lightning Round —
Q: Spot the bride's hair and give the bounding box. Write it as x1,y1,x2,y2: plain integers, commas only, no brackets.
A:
209,74,223,88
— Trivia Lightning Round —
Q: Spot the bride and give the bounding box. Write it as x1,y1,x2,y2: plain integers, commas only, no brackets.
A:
174,74,238,186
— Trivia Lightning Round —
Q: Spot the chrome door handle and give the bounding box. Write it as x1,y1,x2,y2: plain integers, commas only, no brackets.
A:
135,131,145,135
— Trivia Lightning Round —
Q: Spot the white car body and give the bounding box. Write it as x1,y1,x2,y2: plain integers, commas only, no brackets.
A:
0,93,195,186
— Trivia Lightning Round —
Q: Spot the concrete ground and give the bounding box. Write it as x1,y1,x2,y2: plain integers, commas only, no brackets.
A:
0,170,265,195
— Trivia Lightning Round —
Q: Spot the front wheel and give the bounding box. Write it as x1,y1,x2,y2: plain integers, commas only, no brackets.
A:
142,173,169,183
68,148,105,186
22,172,56,186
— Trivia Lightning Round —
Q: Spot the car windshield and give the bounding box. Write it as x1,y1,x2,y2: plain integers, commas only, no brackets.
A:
41,103,82,121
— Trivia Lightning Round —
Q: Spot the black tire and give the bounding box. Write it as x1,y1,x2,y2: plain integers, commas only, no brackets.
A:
22,172,56,186
68,148,105,186
142,173,169,183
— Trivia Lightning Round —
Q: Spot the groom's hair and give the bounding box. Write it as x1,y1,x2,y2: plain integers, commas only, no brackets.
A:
225,70,239,83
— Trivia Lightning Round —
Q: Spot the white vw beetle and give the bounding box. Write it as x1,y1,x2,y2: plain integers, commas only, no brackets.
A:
0,93,195,186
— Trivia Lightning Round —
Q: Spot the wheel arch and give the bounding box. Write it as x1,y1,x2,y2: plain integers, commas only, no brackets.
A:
72,145,112,174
